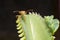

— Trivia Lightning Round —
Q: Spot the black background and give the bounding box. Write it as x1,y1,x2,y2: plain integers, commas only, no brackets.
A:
0,0,60,40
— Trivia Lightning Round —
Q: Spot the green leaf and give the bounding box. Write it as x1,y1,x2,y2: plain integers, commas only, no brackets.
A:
16,12,59,40
44,15,59,35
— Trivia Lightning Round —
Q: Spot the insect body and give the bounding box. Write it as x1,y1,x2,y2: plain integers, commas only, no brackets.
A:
16,15,26,40
16,11,59,40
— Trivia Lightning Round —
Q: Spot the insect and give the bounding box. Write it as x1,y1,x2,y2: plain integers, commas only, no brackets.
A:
16,11,59,40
